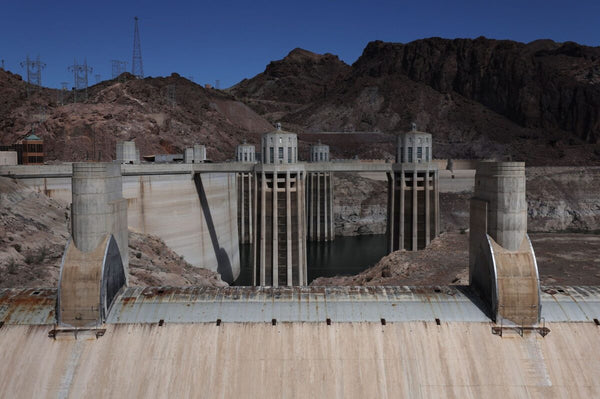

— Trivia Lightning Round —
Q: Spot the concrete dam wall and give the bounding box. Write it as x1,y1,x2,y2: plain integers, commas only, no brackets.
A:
8,171,240,282
125,173,239,282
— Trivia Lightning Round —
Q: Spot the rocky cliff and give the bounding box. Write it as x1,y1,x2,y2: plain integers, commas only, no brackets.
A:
233,38,600,165
333,173,387,235
230,48,351,121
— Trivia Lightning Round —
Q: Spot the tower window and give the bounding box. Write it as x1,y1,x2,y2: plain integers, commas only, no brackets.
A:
278,147,284,160
408,147,413,163
288,147,292,163
426,147,429,161
417,147,422,161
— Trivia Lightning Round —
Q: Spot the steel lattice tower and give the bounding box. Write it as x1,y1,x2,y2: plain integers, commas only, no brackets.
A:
131,17,144,78
68,58,93,102
20,55,46,95
111,60,127,79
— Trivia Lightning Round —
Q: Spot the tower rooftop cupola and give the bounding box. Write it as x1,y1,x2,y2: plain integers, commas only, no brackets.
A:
397,124,433,164
261,123,298,164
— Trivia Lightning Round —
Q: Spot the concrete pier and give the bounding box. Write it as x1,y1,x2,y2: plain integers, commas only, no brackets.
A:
306,142,334,241
469,161,540,325
253,124,307,286
387,125,439,252
71,162,129,277
116,141,140,164
237,142,256,244
472,162,527,250
237,173,254,244
193,144,206,163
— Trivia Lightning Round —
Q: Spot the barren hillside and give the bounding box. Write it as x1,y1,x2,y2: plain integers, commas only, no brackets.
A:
232,38,600,165
0,70,272,162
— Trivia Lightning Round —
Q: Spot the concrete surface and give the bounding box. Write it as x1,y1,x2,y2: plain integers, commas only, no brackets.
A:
470,162,540,325
0,151,17,166
71,163,129,275
116,141,140,164
57,235,125,327
0,321,599,398
126,172,240,282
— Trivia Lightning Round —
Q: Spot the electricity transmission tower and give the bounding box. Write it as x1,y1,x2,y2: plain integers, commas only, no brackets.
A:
132,16,144,78
111,59,127,80
58,82,69,105
94,74,101,84
68,58,93,102
20,55,46,96
1,59,4,70
166,84,176,108
215,79,220,90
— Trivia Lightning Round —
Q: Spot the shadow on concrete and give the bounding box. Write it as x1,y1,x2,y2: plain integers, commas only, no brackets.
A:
455,284,493,321
194,174,234,284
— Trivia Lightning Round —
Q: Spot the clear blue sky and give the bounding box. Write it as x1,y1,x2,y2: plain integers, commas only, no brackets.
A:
2,0,599,89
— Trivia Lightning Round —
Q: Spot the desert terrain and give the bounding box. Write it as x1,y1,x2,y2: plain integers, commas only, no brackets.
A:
1,36,599,288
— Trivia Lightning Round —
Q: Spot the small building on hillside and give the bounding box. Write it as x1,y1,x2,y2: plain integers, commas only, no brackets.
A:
19,134,44,165
0,133,44,165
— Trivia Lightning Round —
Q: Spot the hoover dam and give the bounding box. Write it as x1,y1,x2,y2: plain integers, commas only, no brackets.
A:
0,128,599,398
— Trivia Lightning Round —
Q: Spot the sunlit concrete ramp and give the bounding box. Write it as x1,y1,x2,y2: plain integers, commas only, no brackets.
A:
57,234,126,327
490,235,540,325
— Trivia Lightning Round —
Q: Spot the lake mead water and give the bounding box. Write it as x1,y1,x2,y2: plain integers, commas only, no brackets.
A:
235,234,388,286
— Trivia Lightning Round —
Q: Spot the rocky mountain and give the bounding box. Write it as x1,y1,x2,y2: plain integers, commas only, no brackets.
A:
2,37,599,165
0,70,272,162
231,48,351,121
232,38,600,165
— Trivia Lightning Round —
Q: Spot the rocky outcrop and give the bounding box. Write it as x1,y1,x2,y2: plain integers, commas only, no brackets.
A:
527,167,600,232
233,39,600,165
333,173,387,235
355,38,600,143
311,232,468,286
230,48,351,119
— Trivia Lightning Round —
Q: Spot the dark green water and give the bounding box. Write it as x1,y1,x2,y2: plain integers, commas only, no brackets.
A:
235,234,388,286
